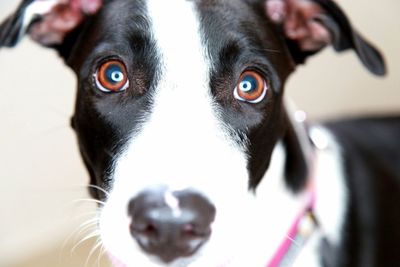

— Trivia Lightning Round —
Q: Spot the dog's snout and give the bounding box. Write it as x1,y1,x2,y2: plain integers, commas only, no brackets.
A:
128,189,216,263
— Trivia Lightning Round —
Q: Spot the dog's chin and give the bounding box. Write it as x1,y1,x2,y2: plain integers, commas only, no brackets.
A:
106,251,234,267
107,253,127,267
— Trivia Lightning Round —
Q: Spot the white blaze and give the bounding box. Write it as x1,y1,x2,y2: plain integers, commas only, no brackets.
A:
100,1,251,266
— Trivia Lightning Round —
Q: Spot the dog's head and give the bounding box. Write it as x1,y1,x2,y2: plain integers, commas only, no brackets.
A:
0,0,385,266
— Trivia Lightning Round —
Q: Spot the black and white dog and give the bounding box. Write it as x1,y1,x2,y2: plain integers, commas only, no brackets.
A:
1,0,399,266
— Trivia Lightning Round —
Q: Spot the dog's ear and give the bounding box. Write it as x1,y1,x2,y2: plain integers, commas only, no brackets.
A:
265,0,386,76
0,0,102,59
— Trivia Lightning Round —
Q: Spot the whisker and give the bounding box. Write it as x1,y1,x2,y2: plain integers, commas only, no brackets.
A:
73,221,99,243
71,230,101,254
97,243,107,267
71,198,106,206
77,217,100,229
61,221,95,254
72,210,102,220
61,216,95,246
88,184,110,197
59,212,101,261
85,238,103,267
63,200,99,213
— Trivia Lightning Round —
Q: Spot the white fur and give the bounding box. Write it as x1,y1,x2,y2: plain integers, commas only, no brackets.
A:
293,127,348,267
311,127,348,246
292,232,322,267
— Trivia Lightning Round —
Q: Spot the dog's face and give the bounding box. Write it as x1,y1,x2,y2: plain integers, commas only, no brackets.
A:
73,2,294,265
0,0,385,266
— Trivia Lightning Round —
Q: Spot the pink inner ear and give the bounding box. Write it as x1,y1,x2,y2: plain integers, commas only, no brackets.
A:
266,0,331,51
266,0,287,23
71,0,103,15
29,0,103,46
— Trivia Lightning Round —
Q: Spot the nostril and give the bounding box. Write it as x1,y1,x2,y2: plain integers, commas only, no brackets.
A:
135,222,158,236
182,223,212,239
182,223,196,236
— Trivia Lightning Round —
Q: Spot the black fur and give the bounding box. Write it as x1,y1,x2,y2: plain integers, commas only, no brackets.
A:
323,117,400,267
69,0,161,196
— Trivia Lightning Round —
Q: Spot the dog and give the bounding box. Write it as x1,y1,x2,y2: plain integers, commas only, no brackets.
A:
1,0,399,266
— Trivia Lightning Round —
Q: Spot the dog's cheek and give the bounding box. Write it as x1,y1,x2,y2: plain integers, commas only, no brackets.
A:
200,200,268,266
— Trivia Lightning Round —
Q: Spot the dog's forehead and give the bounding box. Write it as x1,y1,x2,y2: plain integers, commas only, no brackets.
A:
97,0,268,53
101,0,257,26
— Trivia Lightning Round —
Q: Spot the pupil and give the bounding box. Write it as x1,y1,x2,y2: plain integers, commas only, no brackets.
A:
106,65,124,84
240,75,257,92
111,71,123,82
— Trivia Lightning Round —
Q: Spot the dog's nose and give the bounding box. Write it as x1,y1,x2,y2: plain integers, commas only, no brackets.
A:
128,189,216,263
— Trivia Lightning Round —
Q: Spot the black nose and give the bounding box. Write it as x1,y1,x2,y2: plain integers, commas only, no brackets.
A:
128,189,216,263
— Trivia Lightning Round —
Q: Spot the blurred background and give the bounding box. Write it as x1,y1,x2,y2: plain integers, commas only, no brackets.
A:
0,0,399,267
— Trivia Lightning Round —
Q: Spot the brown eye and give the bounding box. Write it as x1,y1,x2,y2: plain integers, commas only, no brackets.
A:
234,71,267,103
95,60,129,92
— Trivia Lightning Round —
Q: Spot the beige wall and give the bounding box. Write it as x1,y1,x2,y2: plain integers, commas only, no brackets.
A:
0,1,94,266
0,0,399,267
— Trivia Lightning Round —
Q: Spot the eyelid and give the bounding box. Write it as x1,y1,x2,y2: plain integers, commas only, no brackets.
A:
240,66,270,80
239,61,279,92
234,84,267,104
94,72,130,93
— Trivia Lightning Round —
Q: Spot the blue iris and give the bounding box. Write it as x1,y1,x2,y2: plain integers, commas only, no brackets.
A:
239,75,258,93
105,64,124,84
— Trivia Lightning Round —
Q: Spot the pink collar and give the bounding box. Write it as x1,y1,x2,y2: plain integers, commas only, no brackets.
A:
266,189,317,267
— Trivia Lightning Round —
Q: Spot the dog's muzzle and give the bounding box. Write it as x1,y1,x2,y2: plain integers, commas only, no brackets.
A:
128,188,216,263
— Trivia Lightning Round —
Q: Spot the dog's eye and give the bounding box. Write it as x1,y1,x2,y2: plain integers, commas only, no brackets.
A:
95,60,129,92
234,71,267,103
